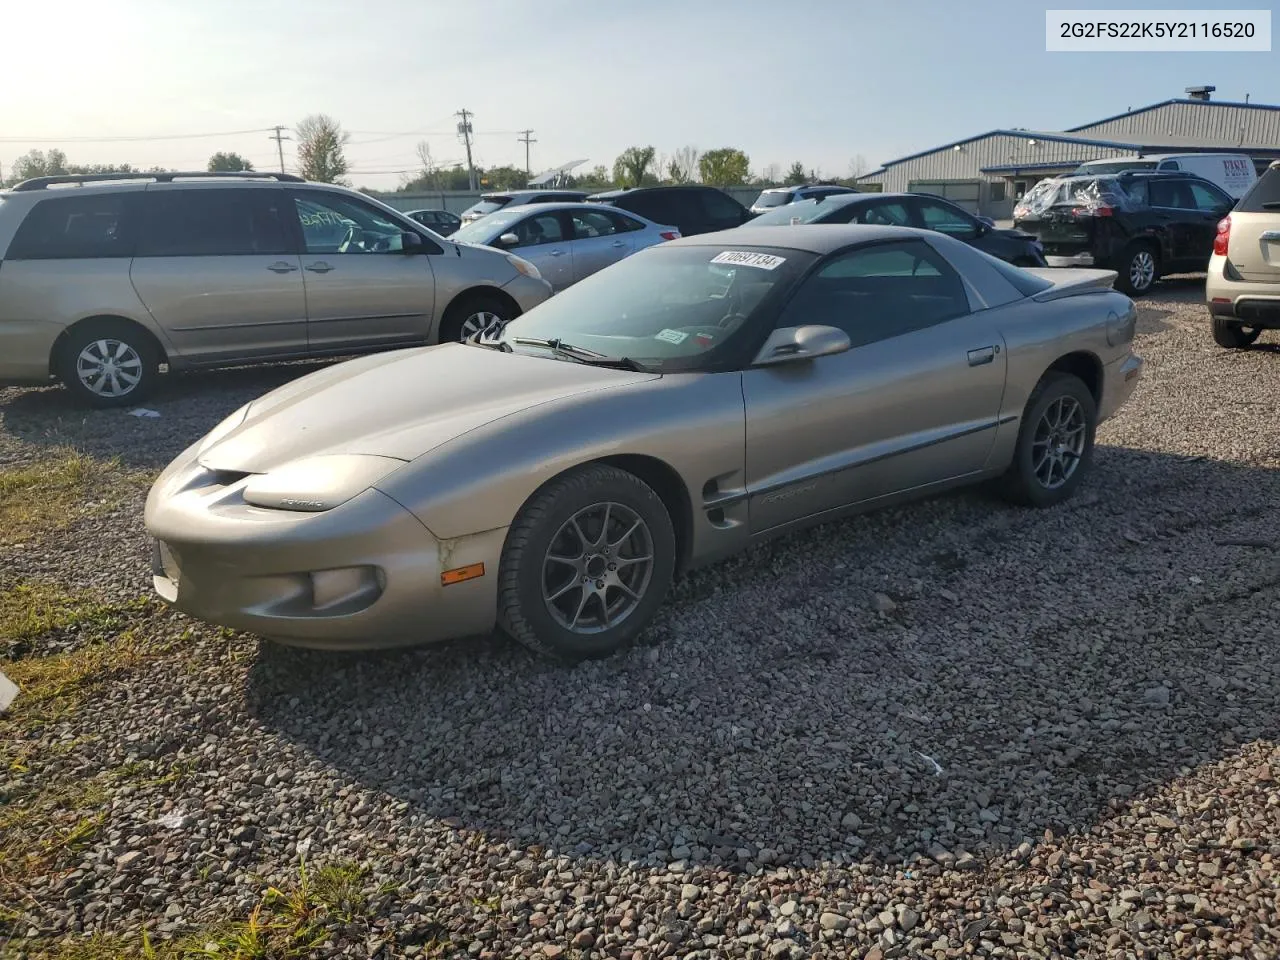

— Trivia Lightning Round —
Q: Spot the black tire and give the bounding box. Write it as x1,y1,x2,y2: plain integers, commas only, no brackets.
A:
1114,243,1159,297
438,292,517,344
1211,315,1262,349
57,320,159,408
497,464,676,662
999,372,1098,508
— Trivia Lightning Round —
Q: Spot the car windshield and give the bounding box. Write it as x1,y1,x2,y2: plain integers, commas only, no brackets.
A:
451,210,524,244
752,192,792,208
751,197,856,225
1072,160,1156,175
498,244,811,372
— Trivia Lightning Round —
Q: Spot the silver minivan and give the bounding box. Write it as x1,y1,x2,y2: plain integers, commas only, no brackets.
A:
0,171,552,406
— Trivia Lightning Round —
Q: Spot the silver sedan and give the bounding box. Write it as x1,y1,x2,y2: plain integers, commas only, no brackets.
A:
146,225,1143,662
449,202,681,292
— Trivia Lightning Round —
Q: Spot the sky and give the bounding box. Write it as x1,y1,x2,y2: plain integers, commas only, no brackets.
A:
1,0,1274,191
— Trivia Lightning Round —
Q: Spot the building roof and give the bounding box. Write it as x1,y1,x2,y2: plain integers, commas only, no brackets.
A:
858,97,1280,180
1066,97,1280,132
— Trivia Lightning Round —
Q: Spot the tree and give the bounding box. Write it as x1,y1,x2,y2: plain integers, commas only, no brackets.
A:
295,113,350,185
699,148,750,187
10,148,69,182
666,145,700,184
208,152,254,173
568,165,614,190
758,163,782,185
480,165,528,190
847,154,869,180
783,161,807,186
612,145,656,188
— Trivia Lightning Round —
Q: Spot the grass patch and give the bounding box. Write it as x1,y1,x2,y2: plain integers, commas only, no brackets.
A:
1,582,155,646
0,449,149,547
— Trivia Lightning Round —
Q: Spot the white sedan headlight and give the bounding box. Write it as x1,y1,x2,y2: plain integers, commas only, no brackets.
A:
241,455,405,512
506,253,542,280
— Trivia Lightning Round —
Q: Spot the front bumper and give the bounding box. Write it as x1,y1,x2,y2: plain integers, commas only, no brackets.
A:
144,454,508,650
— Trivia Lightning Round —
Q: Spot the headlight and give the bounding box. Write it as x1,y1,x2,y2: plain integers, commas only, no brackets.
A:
241,455,405,512
506,254,542,280
197,404,251,454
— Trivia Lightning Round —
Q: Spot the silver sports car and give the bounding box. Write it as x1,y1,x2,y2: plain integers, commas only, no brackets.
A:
146,225,1143,660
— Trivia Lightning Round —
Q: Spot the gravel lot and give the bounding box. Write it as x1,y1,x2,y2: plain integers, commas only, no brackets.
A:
3,277,1280,959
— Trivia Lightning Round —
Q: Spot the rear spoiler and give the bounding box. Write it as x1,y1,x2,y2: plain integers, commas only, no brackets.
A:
1024,268,1118,301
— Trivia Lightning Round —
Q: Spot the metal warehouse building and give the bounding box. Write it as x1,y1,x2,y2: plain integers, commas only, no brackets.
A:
858,86,1280,220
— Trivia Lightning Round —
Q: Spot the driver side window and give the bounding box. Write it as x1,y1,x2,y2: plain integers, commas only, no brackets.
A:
509,212,566,248
775,240,970,349
293,193,409,254
916,200,978,239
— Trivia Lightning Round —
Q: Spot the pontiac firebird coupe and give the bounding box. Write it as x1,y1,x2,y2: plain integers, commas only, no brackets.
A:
145,224,1143,660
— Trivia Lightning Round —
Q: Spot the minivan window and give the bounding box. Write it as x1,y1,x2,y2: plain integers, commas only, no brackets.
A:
702,190,745,223
753,192,793,209
137,189,290,257
5,194,134,260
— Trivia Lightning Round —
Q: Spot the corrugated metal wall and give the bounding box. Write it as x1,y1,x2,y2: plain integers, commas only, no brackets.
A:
869,135,1134,193
1072,102,1280,147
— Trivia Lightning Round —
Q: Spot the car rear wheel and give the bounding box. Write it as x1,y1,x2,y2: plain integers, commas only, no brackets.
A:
999,372,1097,508
1211,316,1263,349
439,293,515,343
497,464,676,661
1116,244,1158,297
58,320,159,408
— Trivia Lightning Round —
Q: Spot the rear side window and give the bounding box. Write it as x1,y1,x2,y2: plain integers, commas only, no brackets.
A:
1234,166,1280,213
6,194,134,260
701,189,745,224
136,189,291,257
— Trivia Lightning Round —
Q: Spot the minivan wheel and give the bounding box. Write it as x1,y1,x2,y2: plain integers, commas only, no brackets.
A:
439,293,516,343
1211,316,1263,349
497,464,676,662
58,321,159,408
1116,244,1158,296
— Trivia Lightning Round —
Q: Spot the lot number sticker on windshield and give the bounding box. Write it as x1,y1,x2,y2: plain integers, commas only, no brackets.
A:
710,251,787,270
655,328,689,344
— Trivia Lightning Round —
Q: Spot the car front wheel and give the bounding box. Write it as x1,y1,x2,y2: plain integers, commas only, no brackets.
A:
440,293,516,343
498,464,676,661
999,372,1097,508
1211,315,1262,349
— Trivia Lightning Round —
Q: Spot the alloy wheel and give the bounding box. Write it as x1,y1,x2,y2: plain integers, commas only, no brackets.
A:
541,502,654,635
459,311,506,341
76,339,143,399
1031,395,1086,490
1129,250,1155,292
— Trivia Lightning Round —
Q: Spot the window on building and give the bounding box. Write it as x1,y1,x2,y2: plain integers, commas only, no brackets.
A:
990,181,1007,203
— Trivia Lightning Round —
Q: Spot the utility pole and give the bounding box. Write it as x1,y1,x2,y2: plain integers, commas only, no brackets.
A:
517,129,537,180
456,109,476,191
269,125,290,173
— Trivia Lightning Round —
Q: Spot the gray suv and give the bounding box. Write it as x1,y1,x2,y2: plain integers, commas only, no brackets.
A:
0,171,552,406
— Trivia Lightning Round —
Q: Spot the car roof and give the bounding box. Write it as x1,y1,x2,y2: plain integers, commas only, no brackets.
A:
590,185,716,199
666,223,939,254
483,188,584,197
481,201,651,216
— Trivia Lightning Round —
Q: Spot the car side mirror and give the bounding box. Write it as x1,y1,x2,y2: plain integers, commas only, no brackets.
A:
498,232,520,247
751,325,851,367
401,232,426,254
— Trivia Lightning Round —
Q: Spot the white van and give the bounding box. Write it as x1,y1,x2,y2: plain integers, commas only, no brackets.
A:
1072,154,1258,199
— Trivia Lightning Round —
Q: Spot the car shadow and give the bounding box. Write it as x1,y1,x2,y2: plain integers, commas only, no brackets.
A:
243,443,1280,869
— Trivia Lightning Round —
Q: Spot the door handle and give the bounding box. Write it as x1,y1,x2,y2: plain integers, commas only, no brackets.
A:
305,262,334,273
967,345,996,366
549,250,565,257
611,240,626,247
267,261,298,273
1261,231,1280,241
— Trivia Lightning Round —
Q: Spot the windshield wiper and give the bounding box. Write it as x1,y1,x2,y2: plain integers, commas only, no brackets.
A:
465,334,512,351
512,337,647,371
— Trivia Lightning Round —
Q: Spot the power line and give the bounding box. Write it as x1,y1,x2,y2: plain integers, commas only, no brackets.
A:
0,128,273,144
269,126,290,174
517,129,537,178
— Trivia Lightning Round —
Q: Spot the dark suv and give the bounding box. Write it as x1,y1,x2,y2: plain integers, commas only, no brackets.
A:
586,185,752,237
1013,171,1234,295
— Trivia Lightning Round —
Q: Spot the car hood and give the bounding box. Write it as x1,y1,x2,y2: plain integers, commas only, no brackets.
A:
198,345,659,473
